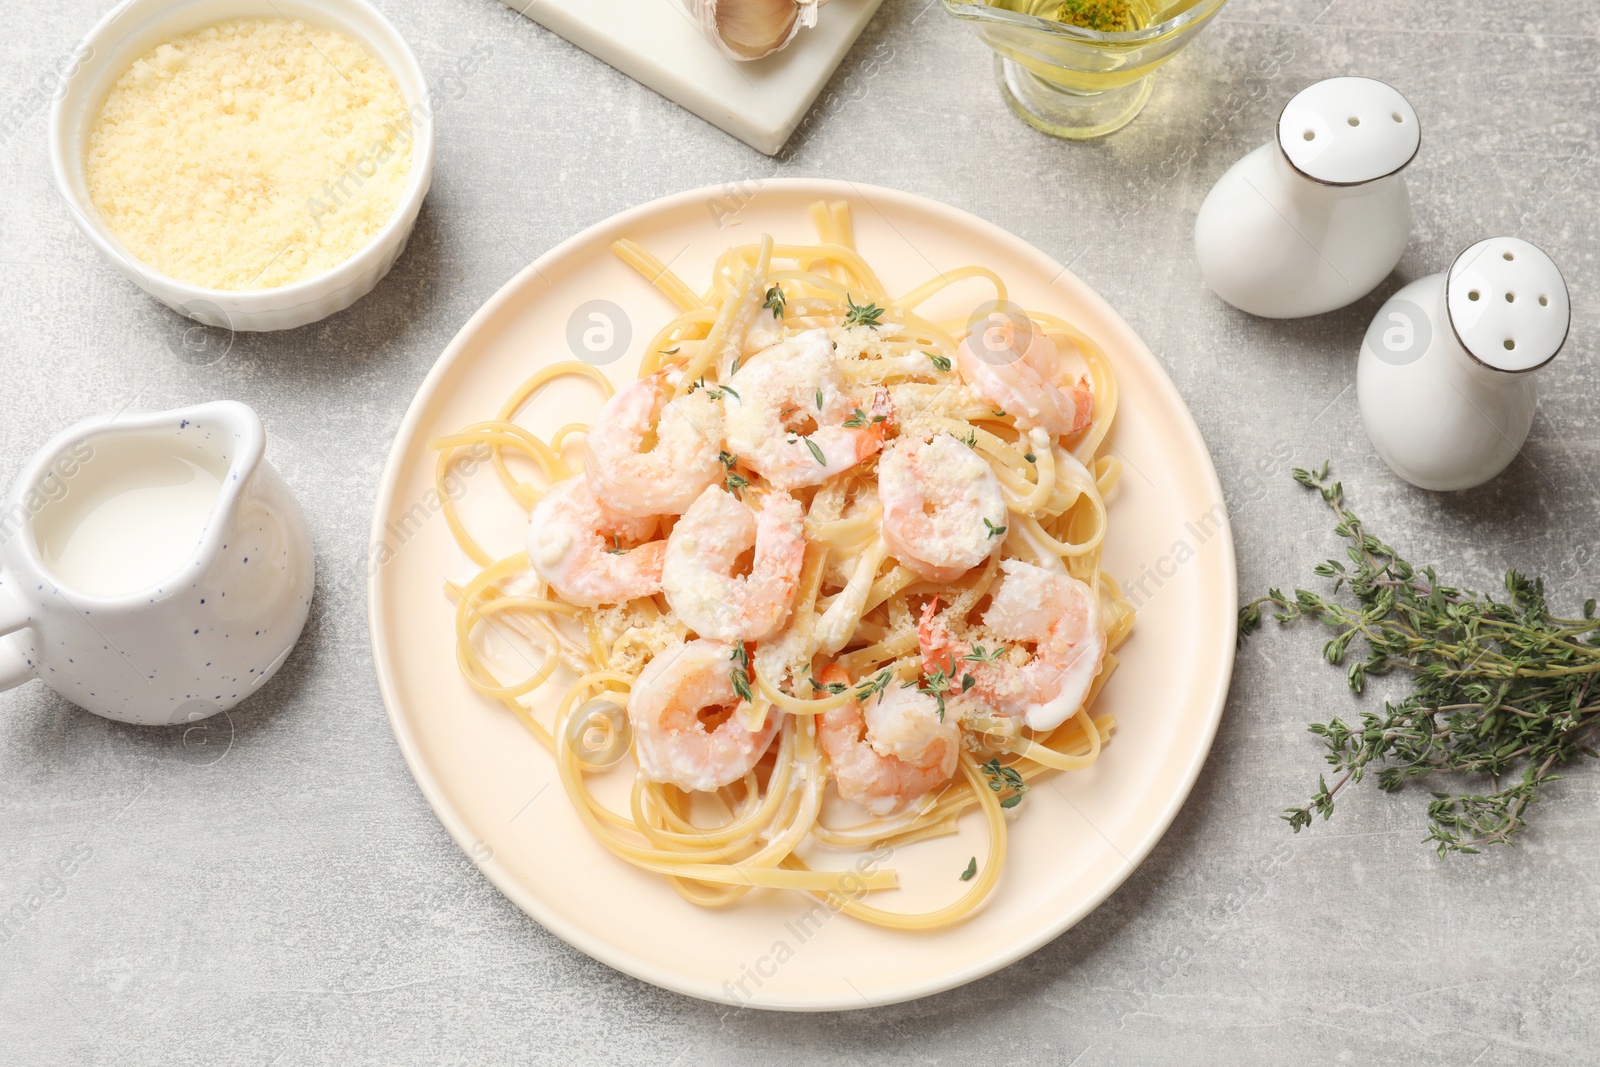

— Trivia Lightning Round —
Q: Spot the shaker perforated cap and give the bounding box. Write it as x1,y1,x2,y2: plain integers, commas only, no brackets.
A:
1278,77,1420,185
1446,237,1570,373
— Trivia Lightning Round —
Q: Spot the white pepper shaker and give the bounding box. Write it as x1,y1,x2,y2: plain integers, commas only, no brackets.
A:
1195,77,1420,318
1357,237,1570,491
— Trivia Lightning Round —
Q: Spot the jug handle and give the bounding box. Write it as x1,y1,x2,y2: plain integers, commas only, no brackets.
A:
0,581,34,692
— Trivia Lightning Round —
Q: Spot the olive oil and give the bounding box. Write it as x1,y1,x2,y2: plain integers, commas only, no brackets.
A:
975,0,1207,94
982,0,1217,32
948,0,1226,137
984,0,1157,32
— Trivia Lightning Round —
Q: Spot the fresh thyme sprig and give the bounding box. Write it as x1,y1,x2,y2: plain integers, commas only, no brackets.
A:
981,757,1028,809
929,352,952,373
854,669,894,702
915,667,969,722
729,642,754,704
1240,463,1600,856
842,407,886,429
718,450,749,498
809,671,847,696
844,294,885,329
763,285,786,319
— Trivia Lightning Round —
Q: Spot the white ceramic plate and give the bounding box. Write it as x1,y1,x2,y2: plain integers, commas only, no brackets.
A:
368,179,1236,1011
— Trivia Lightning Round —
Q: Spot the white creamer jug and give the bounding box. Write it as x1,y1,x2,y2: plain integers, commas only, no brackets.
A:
0,401,313,724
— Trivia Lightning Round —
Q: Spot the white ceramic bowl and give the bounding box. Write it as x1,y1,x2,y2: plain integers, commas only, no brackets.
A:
48,0,435,332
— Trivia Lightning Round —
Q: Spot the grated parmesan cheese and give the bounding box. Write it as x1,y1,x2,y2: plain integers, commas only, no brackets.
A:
829,323,896,362
85,18,413,291
587,604,689,678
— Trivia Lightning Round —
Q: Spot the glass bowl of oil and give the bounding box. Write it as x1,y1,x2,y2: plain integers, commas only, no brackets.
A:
944,0,1230,139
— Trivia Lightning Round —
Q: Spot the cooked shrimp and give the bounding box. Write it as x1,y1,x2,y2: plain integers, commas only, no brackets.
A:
526,474,665,608
584,373,723,517
723,329,894,490
879,433,1008,583
629,639,781,792
662,484,805,642
956,312,1093,437
816,665,960,816
918,559,1105,732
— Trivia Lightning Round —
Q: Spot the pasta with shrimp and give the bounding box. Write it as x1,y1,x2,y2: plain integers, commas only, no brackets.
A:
434,201,1134,930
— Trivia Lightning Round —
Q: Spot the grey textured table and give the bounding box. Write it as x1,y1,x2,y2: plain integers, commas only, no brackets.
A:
2,1,1597,1063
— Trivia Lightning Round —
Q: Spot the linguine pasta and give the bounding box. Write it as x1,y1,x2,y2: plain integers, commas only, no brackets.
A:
432,201,1133,930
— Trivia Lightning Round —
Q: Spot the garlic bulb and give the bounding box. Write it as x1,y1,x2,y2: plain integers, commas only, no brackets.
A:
684,0,822,62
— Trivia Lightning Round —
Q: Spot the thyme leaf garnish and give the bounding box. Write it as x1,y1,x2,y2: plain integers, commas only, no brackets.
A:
842,407,887,429
809,672,847,695
763,285,786,319
917,668,952,721
729,642,754,704
844,294,885,329
717,449,750,498
982,757,1028,809
853,669,893,702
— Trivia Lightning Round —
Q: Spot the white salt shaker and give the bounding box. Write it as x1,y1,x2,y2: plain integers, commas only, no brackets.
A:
1195,77,1420,318
1357,237,1570,491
